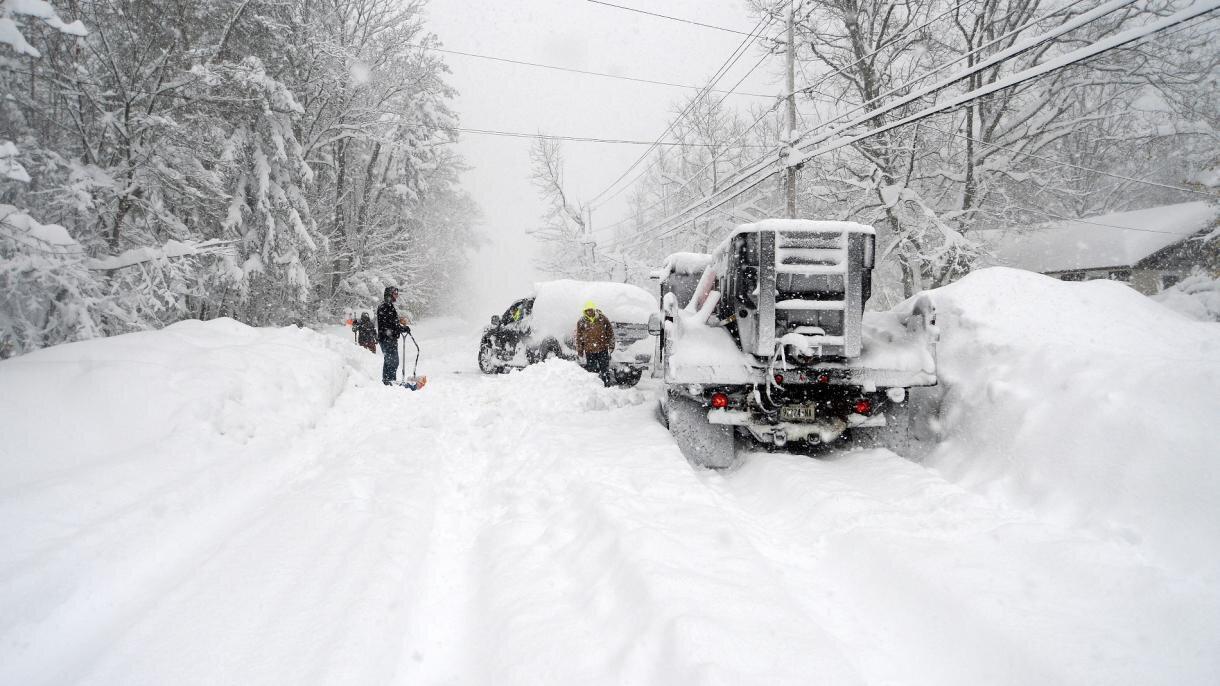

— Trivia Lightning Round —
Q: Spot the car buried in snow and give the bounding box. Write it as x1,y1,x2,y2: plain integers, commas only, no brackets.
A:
650,219,939,468
478,279,657,386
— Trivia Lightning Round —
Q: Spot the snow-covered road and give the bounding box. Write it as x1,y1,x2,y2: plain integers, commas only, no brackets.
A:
2,313,1217,685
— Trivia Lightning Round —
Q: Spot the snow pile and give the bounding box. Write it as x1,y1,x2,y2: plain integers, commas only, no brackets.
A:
499,358,648,412
1152,273,1220,322
529,279,656,342
0,318,374,683
922,268,1220,575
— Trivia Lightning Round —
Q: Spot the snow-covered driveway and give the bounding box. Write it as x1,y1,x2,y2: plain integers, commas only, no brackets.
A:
2,317,1216,685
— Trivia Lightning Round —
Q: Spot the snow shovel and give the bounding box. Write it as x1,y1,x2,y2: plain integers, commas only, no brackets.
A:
399,331,428,390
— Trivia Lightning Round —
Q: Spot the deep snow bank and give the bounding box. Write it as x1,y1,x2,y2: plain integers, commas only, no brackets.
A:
1152,273,1220,322
921,268,1220,576
0,319,372,681
1,318,364,488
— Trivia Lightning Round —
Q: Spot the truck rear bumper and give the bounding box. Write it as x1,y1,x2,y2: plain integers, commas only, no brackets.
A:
707,408,884,445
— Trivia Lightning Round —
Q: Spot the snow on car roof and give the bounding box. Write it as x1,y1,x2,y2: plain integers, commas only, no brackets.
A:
530,279,658,341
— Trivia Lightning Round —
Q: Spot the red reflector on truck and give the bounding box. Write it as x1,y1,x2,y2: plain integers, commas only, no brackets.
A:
710,392,729,409
853,399,872,415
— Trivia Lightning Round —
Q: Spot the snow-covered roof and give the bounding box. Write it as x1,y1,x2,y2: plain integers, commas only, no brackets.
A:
984,201,1219,273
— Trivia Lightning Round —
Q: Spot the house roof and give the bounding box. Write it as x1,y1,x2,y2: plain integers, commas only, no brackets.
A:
983,201,1219,274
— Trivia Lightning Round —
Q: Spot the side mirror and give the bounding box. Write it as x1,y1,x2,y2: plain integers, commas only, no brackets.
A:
490,315,501,326
647,313,662,336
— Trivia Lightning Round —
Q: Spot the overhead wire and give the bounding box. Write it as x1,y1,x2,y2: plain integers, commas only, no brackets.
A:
604,0,1217,251
620,0,1143,245
586,0,756,36
586,29,784,213
586,9,779,209
445,127,772,147
592,0,1037,239
404,43,776,99
913,122,1219,200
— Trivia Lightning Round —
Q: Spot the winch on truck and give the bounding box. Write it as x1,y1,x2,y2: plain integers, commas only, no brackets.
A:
648,219,938,469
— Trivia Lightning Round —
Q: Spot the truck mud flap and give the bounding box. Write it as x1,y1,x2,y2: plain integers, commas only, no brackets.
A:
667,391,737,469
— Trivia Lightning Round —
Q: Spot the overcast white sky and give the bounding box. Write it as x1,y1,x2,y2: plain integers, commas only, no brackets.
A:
425,0,784,318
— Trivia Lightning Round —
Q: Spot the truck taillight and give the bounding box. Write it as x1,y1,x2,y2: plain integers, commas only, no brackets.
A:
853,399,873,415
710,392,729,409
817,374,830,384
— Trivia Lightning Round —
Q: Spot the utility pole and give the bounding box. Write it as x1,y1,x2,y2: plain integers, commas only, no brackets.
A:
584,204,597,267
785,0,798,219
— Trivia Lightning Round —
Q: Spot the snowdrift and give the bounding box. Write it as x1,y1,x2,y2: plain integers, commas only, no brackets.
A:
1152,273,1220,322
0,319,374,682
920,268,1220,576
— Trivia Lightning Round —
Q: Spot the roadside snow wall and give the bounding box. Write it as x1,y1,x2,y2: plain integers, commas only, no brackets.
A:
921,268,1220,577
0,319,370,666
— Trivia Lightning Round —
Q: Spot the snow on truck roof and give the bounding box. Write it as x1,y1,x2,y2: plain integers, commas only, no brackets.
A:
653,252,714,279
529,279,657,341
712,219,876,256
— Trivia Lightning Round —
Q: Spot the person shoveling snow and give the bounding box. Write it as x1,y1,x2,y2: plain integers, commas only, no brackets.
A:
376,286,426,389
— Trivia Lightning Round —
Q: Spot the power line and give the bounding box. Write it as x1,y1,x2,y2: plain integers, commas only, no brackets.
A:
790,0,1123,152
630,0,1139,243
447,127,771,147
587,10,779,208
588,31,783,213
605,1,1217,251
914,122,1219,200
406,44,775,99
586,0,755,36
592,0,1025,236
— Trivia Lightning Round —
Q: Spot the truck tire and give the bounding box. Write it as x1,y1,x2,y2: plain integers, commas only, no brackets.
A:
667,391,737,469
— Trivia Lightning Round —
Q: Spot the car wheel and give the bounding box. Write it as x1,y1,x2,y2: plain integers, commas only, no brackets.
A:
478,337,504,374
616,369,643,387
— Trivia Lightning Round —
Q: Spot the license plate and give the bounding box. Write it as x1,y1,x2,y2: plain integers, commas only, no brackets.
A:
780,404,817,421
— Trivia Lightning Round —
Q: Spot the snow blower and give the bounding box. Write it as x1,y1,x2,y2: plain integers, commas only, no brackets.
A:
399,331,428,390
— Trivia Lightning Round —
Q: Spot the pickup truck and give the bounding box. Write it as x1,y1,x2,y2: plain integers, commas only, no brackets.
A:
651,219,938,467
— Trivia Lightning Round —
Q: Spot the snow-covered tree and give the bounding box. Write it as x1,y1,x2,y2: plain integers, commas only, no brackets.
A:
0,0,479,354
529,137,606,280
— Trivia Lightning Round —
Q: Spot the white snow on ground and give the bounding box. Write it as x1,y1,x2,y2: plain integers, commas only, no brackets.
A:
920,268,1220,578
2,276,1219,684
1152,273,1220,322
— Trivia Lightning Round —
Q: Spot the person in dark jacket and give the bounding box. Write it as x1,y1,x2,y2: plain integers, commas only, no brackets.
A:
355,312,377,353
575,300,616,387
377,286,411,385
